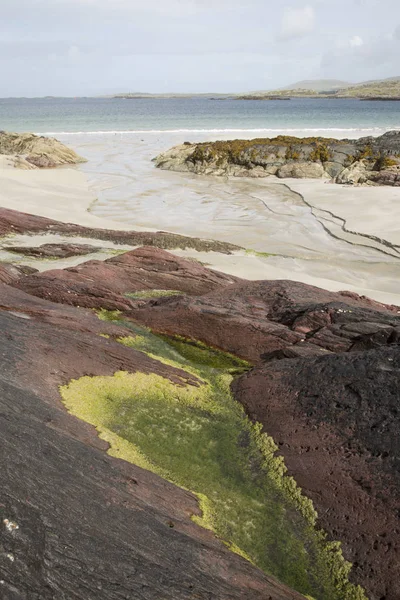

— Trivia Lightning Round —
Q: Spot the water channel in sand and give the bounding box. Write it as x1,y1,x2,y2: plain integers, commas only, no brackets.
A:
56,130,400,305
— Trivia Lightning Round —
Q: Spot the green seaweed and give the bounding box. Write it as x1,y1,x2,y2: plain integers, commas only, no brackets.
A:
125,289,186,300
60,319,366,600
244,248,273,259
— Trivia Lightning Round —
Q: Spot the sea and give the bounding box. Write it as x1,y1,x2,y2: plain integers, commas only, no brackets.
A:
1,96,400,303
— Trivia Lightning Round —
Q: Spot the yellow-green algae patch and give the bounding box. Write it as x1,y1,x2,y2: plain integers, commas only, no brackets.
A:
125,289,186,300
60,320,366,600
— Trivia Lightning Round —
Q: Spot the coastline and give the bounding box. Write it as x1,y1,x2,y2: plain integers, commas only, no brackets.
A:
1,141,399,306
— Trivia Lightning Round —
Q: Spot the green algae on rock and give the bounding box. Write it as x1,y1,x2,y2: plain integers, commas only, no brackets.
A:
60,321,366,600
125,289,186,300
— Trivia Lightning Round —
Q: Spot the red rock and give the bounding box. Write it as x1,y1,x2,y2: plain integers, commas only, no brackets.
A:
15,246,240,310
0,262,38,285
128,279,400,362
7,242,102,258
0,282,303,600
0,206,240,253
233,348,400,600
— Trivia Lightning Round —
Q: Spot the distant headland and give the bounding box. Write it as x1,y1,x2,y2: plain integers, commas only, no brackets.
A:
113,76,400,101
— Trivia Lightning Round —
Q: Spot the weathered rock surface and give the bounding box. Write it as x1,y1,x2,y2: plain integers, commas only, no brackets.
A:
6,242,102,259
335,160,371,184
0,131,86,168
124,278,400,599
154,131,400,185
0,262,37,285
233,348,400,600
0,283,302,600
14,246,240,310
0,207,240,254
276,161,328,179
126,279,400,362
369,166,400,186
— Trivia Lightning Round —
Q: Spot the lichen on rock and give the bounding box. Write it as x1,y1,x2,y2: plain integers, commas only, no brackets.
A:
154,131,400,185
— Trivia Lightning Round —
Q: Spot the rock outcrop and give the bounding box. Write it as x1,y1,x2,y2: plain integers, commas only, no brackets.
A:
2,207,400,599
125,279,400,362
0,283,303,600
0,131,86,168
14,246,239,310
154,131,400,185
0,206,240,253
233,348,400,600
125,280,400,600
6,242,102,259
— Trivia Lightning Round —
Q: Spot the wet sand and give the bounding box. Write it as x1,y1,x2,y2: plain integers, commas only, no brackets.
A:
1,130,399,305
65,131,399,305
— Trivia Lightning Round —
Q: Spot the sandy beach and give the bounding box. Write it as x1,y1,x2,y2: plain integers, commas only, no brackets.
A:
1,138,400,306
0,159,126,229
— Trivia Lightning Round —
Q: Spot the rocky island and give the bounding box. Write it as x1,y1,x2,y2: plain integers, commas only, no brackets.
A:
154,131,400,185
1,133,400,600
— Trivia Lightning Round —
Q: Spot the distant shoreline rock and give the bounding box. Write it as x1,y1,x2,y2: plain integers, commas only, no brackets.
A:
235,95,291,101
154,131,400,186
0,131,86,168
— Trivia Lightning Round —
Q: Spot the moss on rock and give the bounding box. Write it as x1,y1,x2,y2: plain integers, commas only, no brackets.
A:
60,320,366,600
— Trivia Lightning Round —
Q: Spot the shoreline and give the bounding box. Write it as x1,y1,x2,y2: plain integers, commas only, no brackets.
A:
1,150,400,306
0,161,156,232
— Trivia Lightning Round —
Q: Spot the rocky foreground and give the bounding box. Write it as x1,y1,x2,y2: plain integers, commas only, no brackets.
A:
154,131,400,185
1,207,400,600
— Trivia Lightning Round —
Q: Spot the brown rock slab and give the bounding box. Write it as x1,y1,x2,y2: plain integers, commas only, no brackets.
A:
6,242,102,258
15,246,240,311
232,348,400,600
127,279,400,363
0,206,240,253
0,263,38,285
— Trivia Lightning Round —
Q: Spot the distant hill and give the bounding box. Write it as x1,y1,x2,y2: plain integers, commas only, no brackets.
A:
280,79,352,92
109,77,400,101
239,76,400,100
339,77,400,98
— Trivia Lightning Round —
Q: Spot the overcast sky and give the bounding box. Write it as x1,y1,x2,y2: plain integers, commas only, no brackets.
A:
1,0,400,96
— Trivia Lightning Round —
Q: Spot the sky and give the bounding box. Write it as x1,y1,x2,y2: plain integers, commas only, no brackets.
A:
1,0,400,96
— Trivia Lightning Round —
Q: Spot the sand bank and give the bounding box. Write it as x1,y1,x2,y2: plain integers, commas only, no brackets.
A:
0,162,150,231
285,179,400,247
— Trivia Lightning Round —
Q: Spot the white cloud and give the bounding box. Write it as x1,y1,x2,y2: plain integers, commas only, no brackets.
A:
67,45,81,60
279,5,315,41
349,35,363,47
321,26,400,79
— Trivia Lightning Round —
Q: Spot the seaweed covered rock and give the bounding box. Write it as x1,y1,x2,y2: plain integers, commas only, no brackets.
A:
0,130,86,168
154,131,400,185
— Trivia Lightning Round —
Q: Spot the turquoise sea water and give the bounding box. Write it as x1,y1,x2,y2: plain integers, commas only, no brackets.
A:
0,96,399,134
